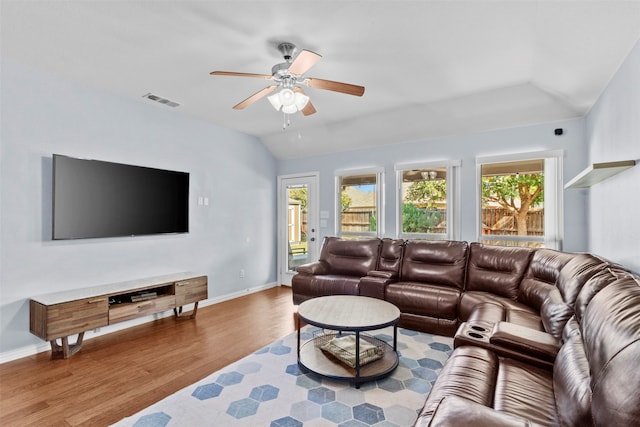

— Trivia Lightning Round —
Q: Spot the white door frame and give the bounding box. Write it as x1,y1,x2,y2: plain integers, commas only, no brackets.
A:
277,172,320,286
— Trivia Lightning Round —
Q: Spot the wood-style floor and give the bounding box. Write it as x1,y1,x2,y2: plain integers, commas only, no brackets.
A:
0,286,297,427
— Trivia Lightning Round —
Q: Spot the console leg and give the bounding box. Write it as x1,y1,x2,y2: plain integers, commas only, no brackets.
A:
174,302,199,319
50,332,85,359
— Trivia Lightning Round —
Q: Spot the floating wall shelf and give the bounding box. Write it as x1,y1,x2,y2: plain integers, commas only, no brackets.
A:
565,160,636,189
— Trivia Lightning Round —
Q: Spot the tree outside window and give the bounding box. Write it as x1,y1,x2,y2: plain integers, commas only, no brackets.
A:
480,159,545,247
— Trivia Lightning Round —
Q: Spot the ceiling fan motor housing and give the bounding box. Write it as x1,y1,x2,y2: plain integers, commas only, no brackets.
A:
277,42,297,62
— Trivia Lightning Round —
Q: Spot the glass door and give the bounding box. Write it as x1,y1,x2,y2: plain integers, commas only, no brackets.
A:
278,173,319,286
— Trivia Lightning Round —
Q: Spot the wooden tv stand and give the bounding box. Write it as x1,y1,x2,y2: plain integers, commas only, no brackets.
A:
30,272,208,359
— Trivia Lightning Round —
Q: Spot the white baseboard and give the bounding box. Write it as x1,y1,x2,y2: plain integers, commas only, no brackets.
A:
0,282,278,364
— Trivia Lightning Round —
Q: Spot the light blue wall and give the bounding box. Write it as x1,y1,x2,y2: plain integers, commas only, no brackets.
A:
0,59,277,354
278,119,589,253
585,39,640,273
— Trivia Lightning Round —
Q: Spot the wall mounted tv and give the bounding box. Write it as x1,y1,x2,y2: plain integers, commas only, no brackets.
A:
52,154,189,240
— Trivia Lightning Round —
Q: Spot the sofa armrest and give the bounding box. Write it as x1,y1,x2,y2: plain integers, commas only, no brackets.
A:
417,395,542,427
296,261,329,275
359,274,395,300
489,321,561,362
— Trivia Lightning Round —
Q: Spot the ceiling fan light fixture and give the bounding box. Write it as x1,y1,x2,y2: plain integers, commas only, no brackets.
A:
294,92,310,110
267,92,282,111
267,88,309,113
280,88,296,107
282,104,298,114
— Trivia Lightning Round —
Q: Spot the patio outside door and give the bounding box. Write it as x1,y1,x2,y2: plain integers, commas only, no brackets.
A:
278,173,319,286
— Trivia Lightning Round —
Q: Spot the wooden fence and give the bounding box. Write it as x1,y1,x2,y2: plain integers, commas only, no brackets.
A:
302,207,544,236
341,209,375,232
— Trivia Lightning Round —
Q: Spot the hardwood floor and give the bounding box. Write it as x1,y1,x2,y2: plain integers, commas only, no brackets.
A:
0,286,297,427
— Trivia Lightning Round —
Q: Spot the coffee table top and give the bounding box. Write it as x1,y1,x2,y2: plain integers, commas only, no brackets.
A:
298,295,400,331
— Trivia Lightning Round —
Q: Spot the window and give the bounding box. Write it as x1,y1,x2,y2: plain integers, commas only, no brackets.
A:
477,151,562,249
396,160,460,240
336,168,383,238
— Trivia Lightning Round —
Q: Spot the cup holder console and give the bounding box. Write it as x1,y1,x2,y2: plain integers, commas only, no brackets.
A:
454,322,493,348
467,331,485,339
464,323,491,341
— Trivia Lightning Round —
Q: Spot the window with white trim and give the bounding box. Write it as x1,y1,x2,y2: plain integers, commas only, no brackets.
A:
336,168,384,238
477,151,563,249
396,160,460,240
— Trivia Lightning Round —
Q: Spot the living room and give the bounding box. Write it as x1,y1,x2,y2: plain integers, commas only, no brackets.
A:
1,1,639,425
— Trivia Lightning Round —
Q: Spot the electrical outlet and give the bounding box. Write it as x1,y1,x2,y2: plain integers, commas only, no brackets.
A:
239,269,245,279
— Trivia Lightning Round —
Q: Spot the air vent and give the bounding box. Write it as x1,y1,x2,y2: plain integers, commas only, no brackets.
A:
142,93,181,108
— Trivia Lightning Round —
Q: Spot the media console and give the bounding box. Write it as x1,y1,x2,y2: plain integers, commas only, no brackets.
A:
30,272,208,359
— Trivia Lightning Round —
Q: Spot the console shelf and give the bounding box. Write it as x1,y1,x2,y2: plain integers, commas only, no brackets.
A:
30,272,207,358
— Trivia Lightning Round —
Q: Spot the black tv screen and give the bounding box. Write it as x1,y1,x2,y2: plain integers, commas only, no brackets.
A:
52,154,189,240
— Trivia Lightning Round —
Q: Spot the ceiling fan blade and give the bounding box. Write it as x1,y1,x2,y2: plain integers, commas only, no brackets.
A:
305,78,365,96
301,100,317,116
293,87,317,116
288,49,322,75
210,71,272,80
233,86,278,110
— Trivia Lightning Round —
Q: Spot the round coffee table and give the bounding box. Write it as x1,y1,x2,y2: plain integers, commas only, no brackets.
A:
297,295,400,388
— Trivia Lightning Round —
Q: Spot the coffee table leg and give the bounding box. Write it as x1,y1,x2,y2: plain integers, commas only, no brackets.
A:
355,331,361,389
393,325,397,352
297,313,301,358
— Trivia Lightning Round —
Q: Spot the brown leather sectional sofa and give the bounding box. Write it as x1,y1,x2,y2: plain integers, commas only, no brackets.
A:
291,237,640,426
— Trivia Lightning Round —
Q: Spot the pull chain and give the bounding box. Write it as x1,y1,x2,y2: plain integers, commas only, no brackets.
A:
282,112,291,130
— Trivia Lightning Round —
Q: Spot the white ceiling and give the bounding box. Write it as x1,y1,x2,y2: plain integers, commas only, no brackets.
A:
2,1,640,160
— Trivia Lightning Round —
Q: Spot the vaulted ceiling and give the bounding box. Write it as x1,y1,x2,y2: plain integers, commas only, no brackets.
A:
2,1,639,159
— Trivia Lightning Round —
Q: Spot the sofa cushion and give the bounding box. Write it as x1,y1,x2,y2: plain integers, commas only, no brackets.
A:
582,275,640,426
424,395,543,427
553,317,593,427
465,243,533,299
556,253,605,308
292,275,361,304
494,358,557,426
519,248,576,309
400,240,468,290
398,313,458,337
318,236,381,276
574,266,626,322
460,291,542,330
377,238,404,277
415,346,498,423
386,282,459,320
540,288,573,339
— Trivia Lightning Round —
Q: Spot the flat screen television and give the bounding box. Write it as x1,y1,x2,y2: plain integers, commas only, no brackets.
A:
52,154,189,240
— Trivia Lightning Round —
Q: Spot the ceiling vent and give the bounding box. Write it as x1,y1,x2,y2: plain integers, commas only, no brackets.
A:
142,92,181,108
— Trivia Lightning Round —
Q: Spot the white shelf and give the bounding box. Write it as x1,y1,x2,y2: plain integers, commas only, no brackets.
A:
565,160,636,189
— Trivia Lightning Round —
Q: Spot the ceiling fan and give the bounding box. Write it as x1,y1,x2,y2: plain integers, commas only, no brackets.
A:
210,42,365,116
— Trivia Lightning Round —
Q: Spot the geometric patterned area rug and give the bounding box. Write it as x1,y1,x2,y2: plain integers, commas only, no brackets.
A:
112,326,453,427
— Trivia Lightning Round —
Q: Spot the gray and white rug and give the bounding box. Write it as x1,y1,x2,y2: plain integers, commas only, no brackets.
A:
112,326,453,427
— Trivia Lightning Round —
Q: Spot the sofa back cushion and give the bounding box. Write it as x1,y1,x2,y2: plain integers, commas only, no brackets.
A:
581,275,640,426
574,266,626,323
465,243,533,299
519,249,576,309
377,238,404,276
556,253,605,308
553,317,593,426
318,237,381,276
400,240,468,290
538,253,609,339
540,288,574,339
